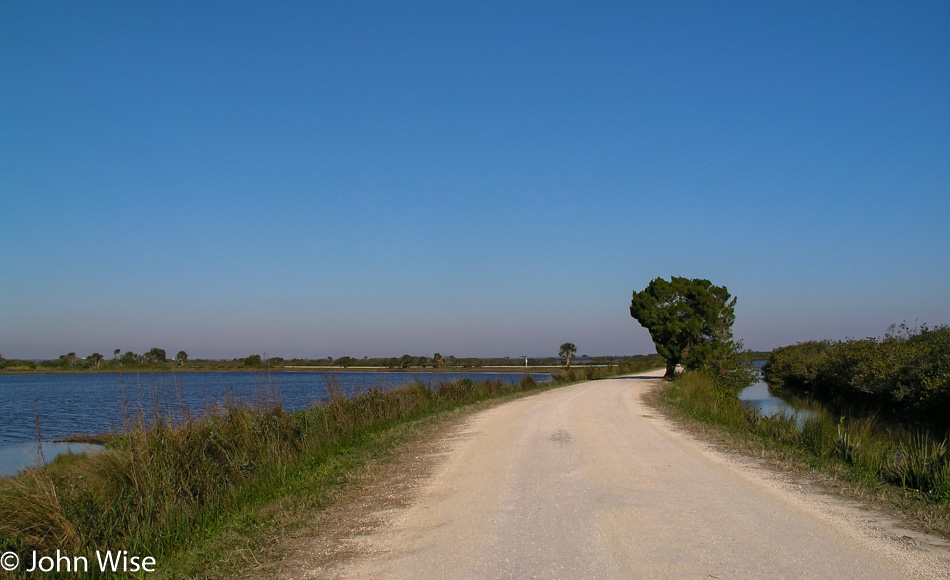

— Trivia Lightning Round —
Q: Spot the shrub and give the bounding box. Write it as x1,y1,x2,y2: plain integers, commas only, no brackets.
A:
519,374,537,390
763,341,830,392
764,326,950,431
886,432,950,498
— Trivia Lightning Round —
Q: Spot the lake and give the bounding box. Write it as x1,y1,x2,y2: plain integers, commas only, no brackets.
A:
0,370,551,475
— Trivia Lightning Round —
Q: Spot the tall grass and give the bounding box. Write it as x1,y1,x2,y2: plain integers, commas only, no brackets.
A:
549,354,665,384
0,372,556,578
659,372,950,507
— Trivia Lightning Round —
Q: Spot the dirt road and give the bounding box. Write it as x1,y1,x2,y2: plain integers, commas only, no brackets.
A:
287,370,950,579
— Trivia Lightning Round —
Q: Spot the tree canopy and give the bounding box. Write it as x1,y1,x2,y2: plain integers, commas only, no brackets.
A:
630,276,737,379
145,347,167,363
559,342,577,367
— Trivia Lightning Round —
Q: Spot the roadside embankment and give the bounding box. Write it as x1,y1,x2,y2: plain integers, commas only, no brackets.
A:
0,356,661,578
652,371,950,539
292,371,950,579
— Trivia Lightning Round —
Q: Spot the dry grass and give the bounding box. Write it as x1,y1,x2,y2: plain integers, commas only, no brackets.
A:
0,373,559,578
649,372,950,538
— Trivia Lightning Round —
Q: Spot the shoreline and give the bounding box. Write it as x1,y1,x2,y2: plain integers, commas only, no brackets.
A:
0,366,568,375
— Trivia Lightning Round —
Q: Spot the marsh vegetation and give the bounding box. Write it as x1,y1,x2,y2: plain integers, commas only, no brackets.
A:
658,368,950,536
0,356,662,578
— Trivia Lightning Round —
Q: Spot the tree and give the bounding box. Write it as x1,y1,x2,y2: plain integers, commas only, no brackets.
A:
88,353,104,368
176,350,188,367
559,342,577,367
336,356,357,368
433,353,444,368
56,353,78,369
630,276,737,379
243,354,262,367
145,347,167,363
113,348,121,360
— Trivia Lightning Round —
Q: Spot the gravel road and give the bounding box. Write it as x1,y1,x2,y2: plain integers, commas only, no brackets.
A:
293,370,950,579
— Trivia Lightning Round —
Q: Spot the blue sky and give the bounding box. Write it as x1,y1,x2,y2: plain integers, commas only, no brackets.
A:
2,1,948,360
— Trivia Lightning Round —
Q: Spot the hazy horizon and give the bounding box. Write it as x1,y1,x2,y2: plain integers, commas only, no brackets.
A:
3,2,948,361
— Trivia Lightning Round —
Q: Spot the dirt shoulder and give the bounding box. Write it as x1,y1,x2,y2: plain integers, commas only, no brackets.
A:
241,403,510,579
253,374,950,579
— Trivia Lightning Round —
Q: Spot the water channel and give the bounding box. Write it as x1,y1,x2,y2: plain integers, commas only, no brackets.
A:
737,363,816,425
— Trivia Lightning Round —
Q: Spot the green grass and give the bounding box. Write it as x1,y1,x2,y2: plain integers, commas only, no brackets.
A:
0,360,674,580
0,355,666,579
652,371,950,537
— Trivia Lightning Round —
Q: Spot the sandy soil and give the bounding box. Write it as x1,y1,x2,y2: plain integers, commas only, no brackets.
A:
264,370,950,579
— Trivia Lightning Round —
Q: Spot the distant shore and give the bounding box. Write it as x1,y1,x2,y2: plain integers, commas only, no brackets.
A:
0,365,570,375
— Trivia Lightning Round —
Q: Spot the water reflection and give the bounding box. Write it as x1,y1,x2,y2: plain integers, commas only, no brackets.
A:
738,380,817,425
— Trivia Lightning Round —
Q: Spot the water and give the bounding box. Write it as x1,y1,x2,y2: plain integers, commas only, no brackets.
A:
0,370,550,475
0,442,102,476
738,380,816,425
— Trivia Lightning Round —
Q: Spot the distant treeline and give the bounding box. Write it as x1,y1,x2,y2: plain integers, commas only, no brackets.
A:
0,350,661,372
763,324,950,430
737,351,773,362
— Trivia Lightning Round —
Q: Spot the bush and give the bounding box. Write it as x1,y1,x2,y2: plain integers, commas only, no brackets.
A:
763,325,950,431
763,341,830,393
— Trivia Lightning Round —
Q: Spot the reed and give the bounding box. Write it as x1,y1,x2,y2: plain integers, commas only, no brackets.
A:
657,371,950,529
0,372,560,577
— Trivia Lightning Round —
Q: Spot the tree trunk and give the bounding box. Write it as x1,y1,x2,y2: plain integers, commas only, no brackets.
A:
664,359,677,379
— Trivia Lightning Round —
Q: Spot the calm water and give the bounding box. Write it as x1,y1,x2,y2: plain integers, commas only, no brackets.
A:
0,371,550,475
738,380,816,424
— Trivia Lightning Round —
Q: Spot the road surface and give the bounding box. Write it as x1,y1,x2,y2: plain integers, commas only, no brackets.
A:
286,369,950,579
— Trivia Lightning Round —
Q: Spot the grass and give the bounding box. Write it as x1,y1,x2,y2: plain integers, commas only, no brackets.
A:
0,360,666,580
651,371,950,537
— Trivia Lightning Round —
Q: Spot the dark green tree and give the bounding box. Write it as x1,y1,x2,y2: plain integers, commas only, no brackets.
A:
630,276,737,379
243,354,262,367
559,343,577,367
88,353,104,368
145,348,167,363
54,353,78,369
176,350,188,367
335,356,357,368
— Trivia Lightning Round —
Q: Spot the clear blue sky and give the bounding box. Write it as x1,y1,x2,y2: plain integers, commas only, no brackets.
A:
2,1,948,360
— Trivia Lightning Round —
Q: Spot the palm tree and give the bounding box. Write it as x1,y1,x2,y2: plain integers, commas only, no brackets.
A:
176,351,188,367
559,343,577,368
